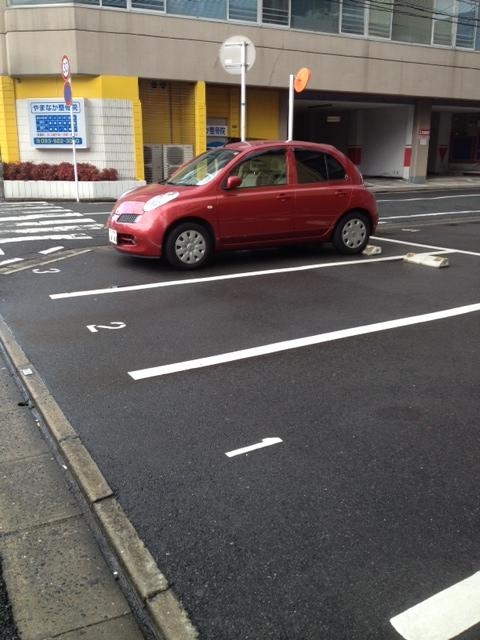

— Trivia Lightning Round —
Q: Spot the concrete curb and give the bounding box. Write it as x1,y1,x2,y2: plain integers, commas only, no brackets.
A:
0,314,199,640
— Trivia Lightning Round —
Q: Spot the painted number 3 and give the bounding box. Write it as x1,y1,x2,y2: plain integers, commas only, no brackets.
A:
86,321,126,333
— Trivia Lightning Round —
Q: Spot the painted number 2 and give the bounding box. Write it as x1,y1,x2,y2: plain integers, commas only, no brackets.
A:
86,321,126,333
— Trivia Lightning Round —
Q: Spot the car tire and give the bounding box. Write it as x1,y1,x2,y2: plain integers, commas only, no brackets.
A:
164,222,212,269
332,211,370,254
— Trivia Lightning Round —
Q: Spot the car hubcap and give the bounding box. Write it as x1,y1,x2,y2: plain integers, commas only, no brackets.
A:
342,219,367,248
175,230,206,264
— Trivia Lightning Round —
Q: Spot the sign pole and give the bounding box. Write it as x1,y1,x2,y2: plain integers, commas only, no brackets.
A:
287,74,294,141
240,41,247,142
69,104,79,203
61,55,79,203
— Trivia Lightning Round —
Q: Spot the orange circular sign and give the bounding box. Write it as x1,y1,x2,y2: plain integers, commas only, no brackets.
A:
294,67,311,93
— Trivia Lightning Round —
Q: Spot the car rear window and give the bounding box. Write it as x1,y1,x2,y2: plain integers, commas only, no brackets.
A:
294,149,346,183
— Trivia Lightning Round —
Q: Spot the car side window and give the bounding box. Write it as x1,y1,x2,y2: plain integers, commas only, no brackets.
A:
294,149,346,183
324,154,346,181
232,150,287,188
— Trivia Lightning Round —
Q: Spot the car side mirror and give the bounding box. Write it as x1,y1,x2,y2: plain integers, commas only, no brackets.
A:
225,175,242,189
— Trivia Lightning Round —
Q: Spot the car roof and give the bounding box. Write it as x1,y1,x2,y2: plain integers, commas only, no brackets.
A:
224,140,340,154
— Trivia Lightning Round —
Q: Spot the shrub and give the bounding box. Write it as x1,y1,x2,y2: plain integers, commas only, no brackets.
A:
2,161,119,181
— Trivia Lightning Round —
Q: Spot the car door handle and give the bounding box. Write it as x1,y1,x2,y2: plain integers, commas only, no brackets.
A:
335,190,348,197
276,193,291,201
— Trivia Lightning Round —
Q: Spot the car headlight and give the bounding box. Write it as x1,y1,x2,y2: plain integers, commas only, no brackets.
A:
143,191,180,212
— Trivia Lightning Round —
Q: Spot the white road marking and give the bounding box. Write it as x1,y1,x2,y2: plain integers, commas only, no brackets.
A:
32,267,61,274
0,213,83,221
379,209,480,221
0,234,92,244
377,194,480,202
371,236,480,257
128,302,480,380
390,571,480,640
49,254,407,300
225,437,283,458
39,246,64,255
0,224,102,234
86,321,126,333
14,218,99,226
0,248,4,255
0,257,24,266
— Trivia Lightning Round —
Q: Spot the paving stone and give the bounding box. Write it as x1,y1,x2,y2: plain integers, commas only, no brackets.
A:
51,613,145,639
0,517,132,640
0,454,80,534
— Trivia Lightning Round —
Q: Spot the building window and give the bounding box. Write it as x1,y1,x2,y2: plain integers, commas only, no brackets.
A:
368,0,392,38
132,0,165,10
228,0,257,21
341,0,365,35
102,0,127,7
391,0,434,45
456,0,477,48
433,0,454,46
291,0,339,33
166,0,226,19
262,0,289,26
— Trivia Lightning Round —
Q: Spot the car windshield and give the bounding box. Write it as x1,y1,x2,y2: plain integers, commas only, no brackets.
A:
166,149,239,186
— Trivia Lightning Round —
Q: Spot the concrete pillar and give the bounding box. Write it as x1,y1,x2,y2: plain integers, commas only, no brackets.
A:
409,99,432,183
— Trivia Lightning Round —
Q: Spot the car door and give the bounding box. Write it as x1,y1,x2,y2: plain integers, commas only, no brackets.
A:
292,147,353,237
216,149,295,246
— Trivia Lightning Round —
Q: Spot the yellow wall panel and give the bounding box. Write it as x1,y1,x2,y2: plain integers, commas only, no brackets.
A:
15,76,139,100
247,89,280,140
0,76,19,163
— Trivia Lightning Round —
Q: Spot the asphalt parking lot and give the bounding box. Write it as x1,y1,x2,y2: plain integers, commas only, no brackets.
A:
1,215,480,639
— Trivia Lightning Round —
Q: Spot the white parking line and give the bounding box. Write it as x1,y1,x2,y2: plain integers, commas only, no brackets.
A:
0,234,92,244
49,255,406,300
0,257,24,266
371,236,480,257
128,302,480,380
390,571,480,640
39,246,65,255
377,194,480,203
225,437,283,458
379,209,480,221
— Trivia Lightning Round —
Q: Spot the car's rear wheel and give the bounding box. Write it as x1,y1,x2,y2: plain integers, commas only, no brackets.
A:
164,222,212,269
332,211,370,254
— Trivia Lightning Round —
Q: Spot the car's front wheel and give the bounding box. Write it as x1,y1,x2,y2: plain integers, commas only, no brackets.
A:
332,211,370,254
164,222,212,269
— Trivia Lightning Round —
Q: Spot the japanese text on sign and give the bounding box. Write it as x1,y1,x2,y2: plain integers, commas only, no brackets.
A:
28,99,88,149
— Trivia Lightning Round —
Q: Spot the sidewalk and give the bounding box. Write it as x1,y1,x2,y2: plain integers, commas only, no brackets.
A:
0,319,198,640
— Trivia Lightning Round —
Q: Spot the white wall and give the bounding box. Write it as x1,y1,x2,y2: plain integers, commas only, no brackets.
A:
359,106,412,178
16,99,136,179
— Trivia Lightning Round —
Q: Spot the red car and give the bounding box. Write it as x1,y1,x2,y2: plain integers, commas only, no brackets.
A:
107,140,378,269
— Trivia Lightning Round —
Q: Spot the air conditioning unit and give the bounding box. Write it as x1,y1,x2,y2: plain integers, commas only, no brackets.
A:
162,144,194,179
143,144,164,183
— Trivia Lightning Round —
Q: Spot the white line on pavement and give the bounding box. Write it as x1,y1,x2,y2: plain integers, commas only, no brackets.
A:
49,254,407,300
128,302,480,380
371,236,480,257
0,234,92,244
377,194,480,203
390,571,480,640
379,209,480,220
39,246,65,255
0,213,83,221
0,224,103,234
225,437,283,457
14,218,100,226
0,257,24,266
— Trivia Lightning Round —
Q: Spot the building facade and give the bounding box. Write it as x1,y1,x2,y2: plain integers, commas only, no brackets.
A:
1,0,480,182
